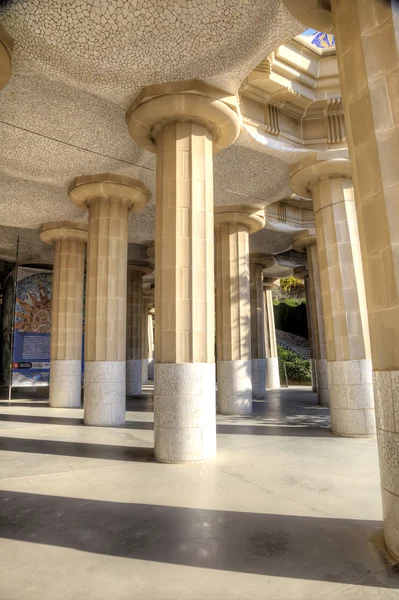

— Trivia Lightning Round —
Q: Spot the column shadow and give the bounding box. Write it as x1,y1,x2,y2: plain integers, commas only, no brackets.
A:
0,489,392,588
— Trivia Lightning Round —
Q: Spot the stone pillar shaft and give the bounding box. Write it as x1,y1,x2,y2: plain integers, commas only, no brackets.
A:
154,121,216,462
126,80,241,462
84,196,129,423
69,174,150,427
332,0,399,558
40,223,87,408
313,177,375,436
126,267,143,395
250,259,267,399
141,297,149,383
307,244,329,405
263,283,280,390
215,212,259,415
304,274,318,393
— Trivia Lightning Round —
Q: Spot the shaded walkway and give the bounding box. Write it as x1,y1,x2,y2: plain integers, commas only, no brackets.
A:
0,385,395,599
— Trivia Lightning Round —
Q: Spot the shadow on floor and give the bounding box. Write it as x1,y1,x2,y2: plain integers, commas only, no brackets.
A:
0,436,154,462
0,489,390,587
0,414,333,437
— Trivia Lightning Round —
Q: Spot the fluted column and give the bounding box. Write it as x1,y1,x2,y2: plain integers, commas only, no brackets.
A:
69,174,150,426
332,0,399,558
293,231,329,406
250,254,274,399
214,205,265,414
263,278,280,390
291,159,375,437
126,81,240,462
40,222,88,408
126,262,153,395
0,25,13,91
303,272,317,393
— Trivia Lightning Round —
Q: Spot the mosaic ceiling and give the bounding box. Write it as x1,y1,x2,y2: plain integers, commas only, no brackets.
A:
0,0,304,263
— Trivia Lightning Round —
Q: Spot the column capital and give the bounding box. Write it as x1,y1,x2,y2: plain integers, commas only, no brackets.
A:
68,173,150,213
39,221,88,245
127,260,153,275
250,253,275,269
0,24,13,90
292,229,316,252
126,79,241,154
263,277,280,289
214,205,265,233
290,156,352,196
145,243,155,258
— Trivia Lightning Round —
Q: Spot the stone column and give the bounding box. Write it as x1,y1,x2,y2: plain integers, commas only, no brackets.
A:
39,222,88,408
126,80,241,462
331,0,399,558
126,261,153,395
263,278,280,390
141,297,149,383
214,205,265,414
147,308,155,381
250,254,275,399
69,174,150,426
293,231,329,406
0,24,13,91
291,159,375,436
303,272,318,392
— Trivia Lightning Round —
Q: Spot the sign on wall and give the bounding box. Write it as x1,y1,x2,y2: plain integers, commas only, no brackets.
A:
11,267,52,386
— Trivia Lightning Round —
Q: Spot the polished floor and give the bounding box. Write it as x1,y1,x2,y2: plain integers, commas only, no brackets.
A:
0,385,398,600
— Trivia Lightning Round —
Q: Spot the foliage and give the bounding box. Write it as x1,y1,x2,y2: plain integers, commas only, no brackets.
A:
273,300,308,339
279,276,303,292
273,298,305,307
277,345,311,384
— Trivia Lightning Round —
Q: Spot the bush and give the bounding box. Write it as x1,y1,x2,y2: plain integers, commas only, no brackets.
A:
278,345,311,384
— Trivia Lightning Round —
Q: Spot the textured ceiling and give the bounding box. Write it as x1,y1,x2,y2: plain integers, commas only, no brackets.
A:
0,0,303,263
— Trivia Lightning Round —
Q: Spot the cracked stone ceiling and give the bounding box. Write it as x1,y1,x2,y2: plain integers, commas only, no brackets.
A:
0,0,305,264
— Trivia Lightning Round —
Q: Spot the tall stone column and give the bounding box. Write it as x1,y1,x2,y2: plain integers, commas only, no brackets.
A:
291,159,375,436
263,278,280,390
69,174,150,426
147,308,155,381
303,271,318,393
332,0,399,558
293,231,329,406
39,222,88,408
250,254,274,399
214,205,265,414
126,261,153,395
126,80,241,462
0,24,13,91
141,296,150,383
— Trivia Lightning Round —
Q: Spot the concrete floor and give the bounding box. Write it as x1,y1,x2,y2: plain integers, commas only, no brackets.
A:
0,385,398,600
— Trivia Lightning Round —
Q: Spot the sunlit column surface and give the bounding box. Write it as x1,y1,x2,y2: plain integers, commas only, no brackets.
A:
263,278,280,390
332,0,399,558
69,174,150,426
214,205,265,414
40,222,88,408
126,80,241,462
291,159,375,436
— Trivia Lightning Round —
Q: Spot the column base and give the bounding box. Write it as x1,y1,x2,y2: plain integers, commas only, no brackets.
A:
49,360,82,408
154,363,216,463
217,360,252,415
252,358,266,399
373,370,399,560
266,357,280,389
126,359,142,395
310,358,318,392
148,358,154,381
316,359,330,406
328,359,375,437
84,361,125,426
142,358,149,383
